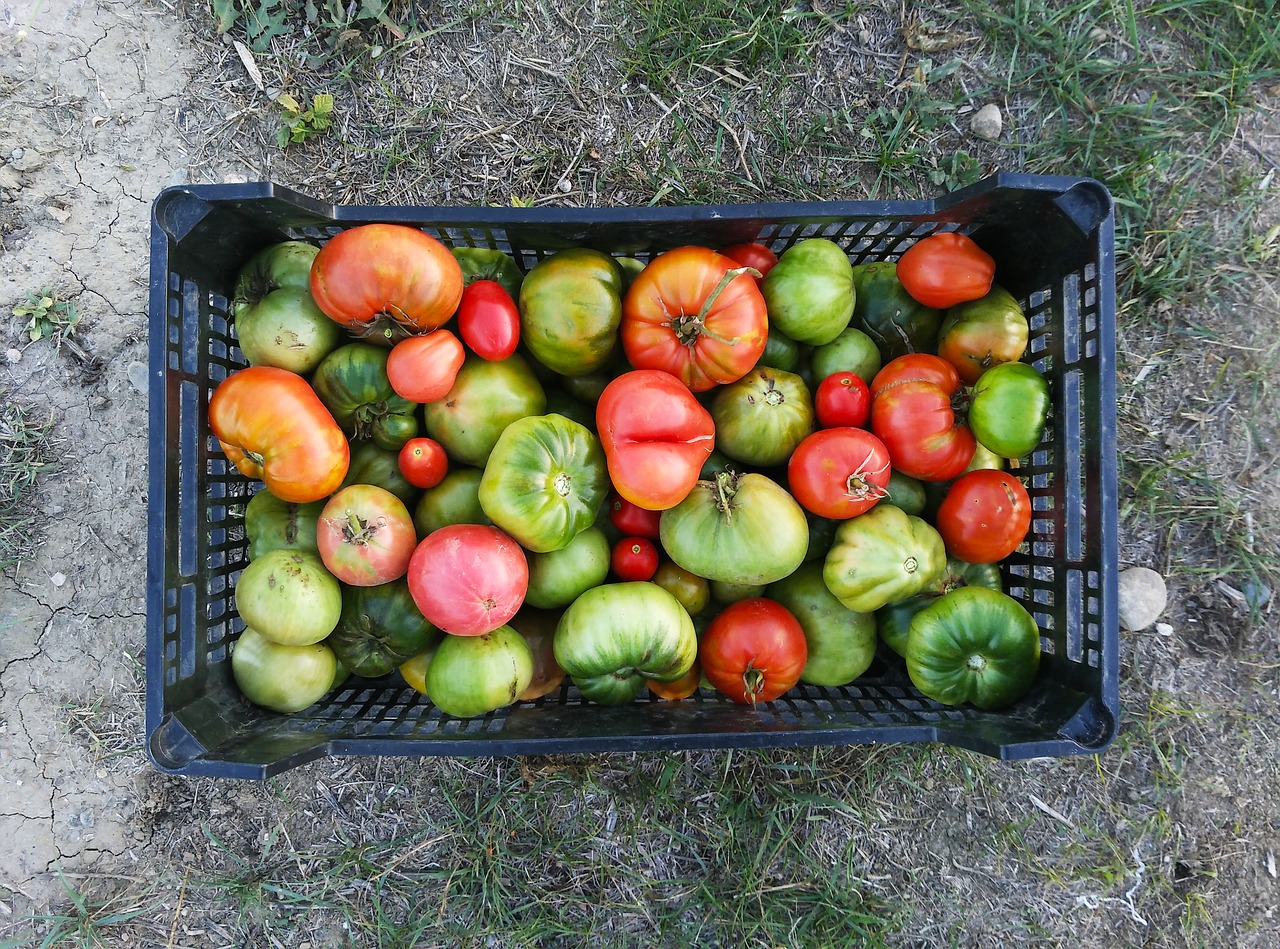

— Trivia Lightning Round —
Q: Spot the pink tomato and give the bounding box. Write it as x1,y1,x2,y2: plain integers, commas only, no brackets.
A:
316,484,417,586
407,524,529,635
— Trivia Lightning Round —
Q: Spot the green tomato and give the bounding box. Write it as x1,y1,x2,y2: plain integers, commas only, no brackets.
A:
451,247,524,300
558,370,610,404
906,587,1042,710
426,626,534,718
525,526,611,609
803,511,840,563
234,549,342,646
876,557,1003,657
822,505,946,613
327,579,441,678
413,467,491,536
614,256,646,289
231,627,337,714
553,581,697,705
760,238,855,346
810,326,882,383
544,390,596,431
710,367,814,467
968,361,1050,459
424,353,547,467
883,470,926,517
757,328,802,372
769,562,875,687
659,471,808,586
850,261,942,360
244,489,323,561
709,580,766,605
233,286,342,374
519,247,624,376
233,240,318,306
478,414,609,553
341,440,422,509
311,342,419,451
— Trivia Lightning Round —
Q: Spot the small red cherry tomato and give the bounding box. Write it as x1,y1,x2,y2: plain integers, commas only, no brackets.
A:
611,537,659,581
457,279,520,361
814,371,871,428
608,494,662,539
398,437,449,489
718,242,779,282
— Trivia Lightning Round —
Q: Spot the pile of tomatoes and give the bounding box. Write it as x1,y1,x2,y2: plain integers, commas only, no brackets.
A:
216,221,1050,719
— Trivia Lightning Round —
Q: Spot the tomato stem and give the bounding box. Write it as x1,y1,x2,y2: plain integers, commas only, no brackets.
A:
742,664,765,704
669,265,760,348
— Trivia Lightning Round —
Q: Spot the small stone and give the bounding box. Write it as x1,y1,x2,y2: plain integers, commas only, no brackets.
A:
1117,566,1168,631
5,349,20,364
46,205,71,224
51,572,67,587
970,103,1003,140
1155,622,1173,637
10,148,23,161
556,178,572,193
127,361,148,394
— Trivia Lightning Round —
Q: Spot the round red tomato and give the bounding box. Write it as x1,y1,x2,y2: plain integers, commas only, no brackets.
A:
814,371,871,428
406,524,528,635
608,494,662,539
896,232,995,309
386,329,465,404
870,354,976,482
317,484,417,586
457,279,520,361
621,246,768,392
718,242,779,282
787,427,891,520
700,598,807,705
611,537,659,581
398,437,448,489
936,469,1032,563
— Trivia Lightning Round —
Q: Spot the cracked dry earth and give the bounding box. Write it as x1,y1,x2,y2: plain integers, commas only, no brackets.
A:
0,0,189,911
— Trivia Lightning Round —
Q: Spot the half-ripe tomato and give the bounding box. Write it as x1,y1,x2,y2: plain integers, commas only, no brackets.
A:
611,536,659,581
647,659,702,700
386,329,465,403
870,354,976,482
935,469,1032,564
398,437,449,490
813,371,871,429
787,427,891,520
317,484,418,586
896,232,995,309
621,246,768,392
310,223,464,343
456,279,520,361
406,524,528,636
609,494,662,539
700,598,807,705
718,242,779,282
208,366,349,503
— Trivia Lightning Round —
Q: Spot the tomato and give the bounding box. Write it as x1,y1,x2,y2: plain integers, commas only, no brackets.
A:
850,261,942,360
883,470,927,517
328,579,440,678
233,286,343,374
651,561,710,616
234,549,343,646
609,494,662,539
935,469,1032,564
452,247,524,300
718,242,779,281
936,285,1029,384
967,361,1050,459
234,240,318,304
787,427,891,520
426,625,534,717
822,504,947,613
876,557,1002,658
424,353,547,467
457,279,521,361
896,231,995,309
244,489,322,561
399,645,437,698
342,441,423,509
760,238,856,346
525,527,611,610
870,354,976,482
710,580,766,605
317,485,418,587
611,536,659,581
621,246,767,392
208,366,350,503
385,330,465,404
232,627,338,713
406,524,528,636
757,328,802,372
768,562,876,687
412,467,491,536
519,247,625,376
811,326,881,384
710,366,814,467
813,371,870,429
508,608,566,701
647,659,702,700
596,370,716,511
312,342,420,451
398,437,449,490
310,223,464,342
700,598,807,704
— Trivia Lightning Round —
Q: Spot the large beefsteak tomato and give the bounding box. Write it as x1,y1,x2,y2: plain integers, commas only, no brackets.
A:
870,354,976,482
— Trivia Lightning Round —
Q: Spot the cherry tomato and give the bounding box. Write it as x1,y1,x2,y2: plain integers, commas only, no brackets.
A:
385,329,465,404
718,242,779,282
608,494,662,539
814,371,871,428
935,469,1032,564
611,537,659,581
787,427,891,520
398,437,449,489
456,279,520,361
700,598,807,705
896,232,995,309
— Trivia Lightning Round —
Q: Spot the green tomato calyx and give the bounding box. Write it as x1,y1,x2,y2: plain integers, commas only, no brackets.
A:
742,664,766,704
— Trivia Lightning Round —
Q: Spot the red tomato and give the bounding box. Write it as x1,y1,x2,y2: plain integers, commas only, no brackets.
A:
406,525,528,636
310,223,464,341
870,354,976,482
936,469,1032,564
787,427,891,519
316,484,417,586
718,242,779,282
456,279,520,361
208,366,349,503
385,329,465,404
608,494,662,539
621,246,768,392
896,232,995,309
596,370,716,511
814,371,871,428
700,598,807,705
611,537,659,581
398,437,449,489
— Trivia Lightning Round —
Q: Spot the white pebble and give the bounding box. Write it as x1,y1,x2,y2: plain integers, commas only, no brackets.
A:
1117,566,1168,631
971,103,1003,140
5,349,20,364
51,572,67,587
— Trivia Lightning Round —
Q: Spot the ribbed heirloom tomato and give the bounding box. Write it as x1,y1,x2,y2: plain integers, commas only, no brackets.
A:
870,354,976,482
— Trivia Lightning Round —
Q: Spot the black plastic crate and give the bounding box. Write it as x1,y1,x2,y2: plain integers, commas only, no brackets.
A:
145,174,1119,779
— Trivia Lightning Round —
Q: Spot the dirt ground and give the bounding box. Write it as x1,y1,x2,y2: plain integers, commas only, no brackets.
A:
1,0,1278,945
